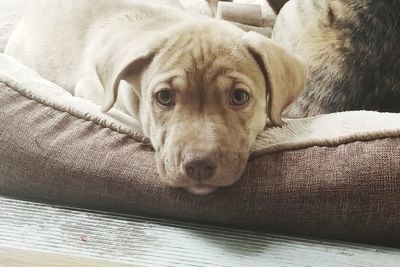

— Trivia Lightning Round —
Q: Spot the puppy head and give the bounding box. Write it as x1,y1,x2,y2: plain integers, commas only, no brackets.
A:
100,19,306,194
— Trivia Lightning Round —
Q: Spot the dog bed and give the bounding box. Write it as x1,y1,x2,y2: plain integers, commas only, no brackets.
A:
1,53,400,247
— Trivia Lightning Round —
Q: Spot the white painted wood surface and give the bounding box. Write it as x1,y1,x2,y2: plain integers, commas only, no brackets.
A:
0,197,399,266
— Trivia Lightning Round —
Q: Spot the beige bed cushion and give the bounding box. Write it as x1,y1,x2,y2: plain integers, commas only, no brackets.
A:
1,53,400,246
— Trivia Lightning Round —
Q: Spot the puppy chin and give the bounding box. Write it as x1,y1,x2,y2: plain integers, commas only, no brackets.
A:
185,185,218,195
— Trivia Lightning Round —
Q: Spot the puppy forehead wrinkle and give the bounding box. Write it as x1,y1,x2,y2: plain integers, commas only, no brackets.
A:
158,26,243,70
227,72,258,90
147,70,186,89
197,55,250,86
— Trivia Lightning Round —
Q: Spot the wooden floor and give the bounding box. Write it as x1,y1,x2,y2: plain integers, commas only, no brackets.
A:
0,196,399,267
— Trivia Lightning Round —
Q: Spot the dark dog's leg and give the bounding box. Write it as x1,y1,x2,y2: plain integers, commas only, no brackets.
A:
266,0,289,14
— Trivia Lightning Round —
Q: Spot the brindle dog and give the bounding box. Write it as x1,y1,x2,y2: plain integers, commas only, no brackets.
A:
272,0,400,117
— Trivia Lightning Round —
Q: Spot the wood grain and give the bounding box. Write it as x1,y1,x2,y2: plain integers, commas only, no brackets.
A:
207,0,233,17
0,196,399,267
217,2,263,26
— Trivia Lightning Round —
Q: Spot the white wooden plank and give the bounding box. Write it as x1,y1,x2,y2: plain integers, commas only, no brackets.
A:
0,196,399,267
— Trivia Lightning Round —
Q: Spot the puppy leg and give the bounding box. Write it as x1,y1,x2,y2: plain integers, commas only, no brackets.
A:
75,77,137,117
74,77,104,106
118,81,140,119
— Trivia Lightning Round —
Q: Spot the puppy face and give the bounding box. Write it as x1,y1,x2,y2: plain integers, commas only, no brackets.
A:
100,19,306,194
140,28,267,195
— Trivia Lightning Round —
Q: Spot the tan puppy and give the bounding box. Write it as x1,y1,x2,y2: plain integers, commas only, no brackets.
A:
6,0,306,194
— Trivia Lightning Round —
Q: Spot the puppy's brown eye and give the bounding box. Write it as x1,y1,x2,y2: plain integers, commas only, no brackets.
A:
230,89,249,106
156,89,175,106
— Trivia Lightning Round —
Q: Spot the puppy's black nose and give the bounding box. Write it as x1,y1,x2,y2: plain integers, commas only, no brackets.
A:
183,151,216,181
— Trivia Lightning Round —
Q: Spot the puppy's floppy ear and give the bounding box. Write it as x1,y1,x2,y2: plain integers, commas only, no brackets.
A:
97,39,161,112
243,31,307,126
